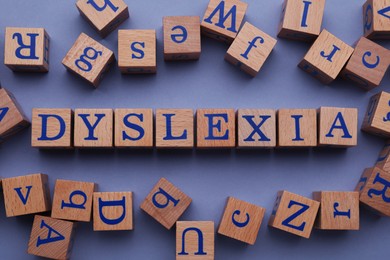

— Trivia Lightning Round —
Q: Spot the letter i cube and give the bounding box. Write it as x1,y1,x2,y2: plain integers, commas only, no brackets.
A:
363,0,390,40
362,91,390,137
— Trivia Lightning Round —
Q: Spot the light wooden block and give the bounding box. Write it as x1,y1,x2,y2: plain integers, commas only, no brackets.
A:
28,215,76,260
118,30,156,74
76,0,129,38
225,22,277,77
298,29,354,84
176,221,214,260
237,109,276,148
74,109,113,148
268,191,319,238
363,0,390,40
375,140,390,172
218,197,265,245
140,178,192,229
51,179,96,222
62,33,115,87
277,0,326,41
313,191,359,230
278,109,317,147
318,107,358,147
114,108,153,148
93,192,133,231
163,16,201,61
32,108,73,148
2,173,51,217
201,0,248,43
197,109,235,148
4,27,50,72
362,91,390,137
156,109,194,148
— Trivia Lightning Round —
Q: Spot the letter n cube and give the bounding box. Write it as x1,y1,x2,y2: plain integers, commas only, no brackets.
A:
362,91,390,137
363,0,390,40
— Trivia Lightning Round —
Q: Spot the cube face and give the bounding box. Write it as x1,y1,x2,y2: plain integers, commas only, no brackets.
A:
118,30,156,74
225,22,277,76
62,33,115,87
140,178,192,229
362,91,390,137
363,0,390,40
163,16,201,61
2,174,51,217
375,141,390,172
4,27,49,72
218,197,265,245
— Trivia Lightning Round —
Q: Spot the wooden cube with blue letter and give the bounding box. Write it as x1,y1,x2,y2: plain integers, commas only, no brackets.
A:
363,0,390,40
140,178,192,229
298,30,354,84
268,191,319,238
375,141,390,172
225,22,277,77
163,16,201,61
218,197,265,245
2,173,51,217
362,91,390,137
28,215,76,260
4,27,50,72
313,191,359,230
62,33,115,87
76,0,129,38
93,192,133,231
201,0,248,43
118,30,156,74
51,179,97,222
176,221,214,260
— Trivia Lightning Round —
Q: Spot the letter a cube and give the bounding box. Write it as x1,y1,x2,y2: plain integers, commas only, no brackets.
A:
375,141,390,172
363,0,390,40
362,91,390,137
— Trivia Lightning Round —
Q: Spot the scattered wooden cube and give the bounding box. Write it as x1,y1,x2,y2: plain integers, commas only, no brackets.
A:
2,173,51,217
375,140,390,172
76,0,129,38
298,29,354,84
62,33,115,87
176,221,214,260
163,16,201,61
4,27,50,72
278,109,317,147
318,107,358,147
51,179,96,222
361,91,390,138
201,0,248,43
118,29,156,74
28,215,76,260
140,178,192,229
218,197,265,245
268,191,319,238
93,192,133,231
313,191,359,230
225,22,277,77
363,0,390,40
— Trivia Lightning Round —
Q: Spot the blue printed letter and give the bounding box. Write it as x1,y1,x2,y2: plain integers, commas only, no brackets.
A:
242,115,271,142
232,210,250,228
281,200,310,231
122,113,145,141
14,186,33,205
291,115,304,141
36,220,65,247
87,0,118,12
368,173,390,203
38,114,66,141
0,107,9,122
178,227,207,256
333,202,351,218
320,45,341,62
152,188,180,209
163,114,187,140
98,196,126,225
131,42,145,59
75,47,102,72
203,1,238,33
301,1,312,27
78,113,106,141
240,36,264,60
61,190,87,209
362,51,380,69
171,25,188,43
205,113,229,140
325,112,352,138
13,33,39,60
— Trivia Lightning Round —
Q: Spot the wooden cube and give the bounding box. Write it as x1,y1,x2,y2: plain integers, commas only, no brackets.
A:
375,140,390,172
118,30,156,74
114,108,153,148
4,27,50,72
201,0,248,43
268,191,319,238
298,29,354,84
277,0,326,41
74,109,113,148
197,109,235,148
313,191,359,230
51,179,96,222
31,108,73,148
363,0,390,40
62,33,115,87
163,16,201,61
278,109,317,147
362,91,390,137
28,215,76,260
225,22,277,77
318,107,358,147
76,0,129,38
0,88,30,143
93,192,133,231
2,173,51,217
140,178,192,229
218,197,265,245
176,221,214,260
342,37,390,90
237,109,276,148
156,109,194,148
